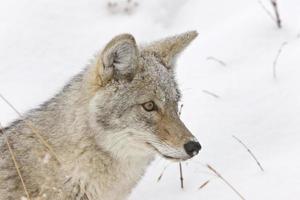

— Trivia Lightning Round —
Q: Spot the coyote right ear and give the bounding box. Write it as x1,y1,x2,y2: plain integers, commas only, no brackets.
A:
92,34,139,87
145,31,198,68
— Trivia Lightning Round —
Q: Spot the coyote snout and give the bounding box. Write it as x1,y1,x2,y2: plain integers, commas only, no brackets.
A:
153,112,201,160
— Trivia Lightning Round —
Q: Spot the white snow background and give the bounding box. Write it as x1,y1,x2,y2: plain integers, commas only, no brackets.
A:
1,0,300,199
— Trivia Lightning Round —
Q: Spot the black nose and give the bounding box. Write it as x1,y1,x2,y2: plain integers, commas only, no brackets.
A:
184,141,201,157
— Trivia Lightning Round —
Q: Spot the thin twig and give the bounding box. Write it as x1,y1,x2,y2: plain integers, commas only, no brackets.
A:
273,41,288,79
207,164,246,200
0,123,31,200
202,90,220,99
207,56,227,67
258,0,276,22
0,94,61,165
232,135,264,171
157,165,168,182
178,104,184,189
198,180,210,190
271,0,282,28
179,162,184,189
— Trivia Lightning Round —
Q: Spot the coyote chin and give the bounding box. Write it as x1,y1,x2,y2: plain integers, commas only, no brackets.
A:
0,31,201,200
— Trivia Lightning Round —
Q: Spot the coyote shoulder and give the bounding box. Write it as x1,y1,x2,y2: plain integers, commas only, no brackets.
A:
0,31,201,200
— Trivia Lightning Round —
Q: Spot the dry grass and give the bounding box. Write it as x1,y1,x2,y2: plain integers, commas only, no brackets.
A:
258,0,276,23
0,94,61,165
179,162,184,189
232,135,264,171
202,90,220,99
0,123,31,200
207,56,227,67
258,0,282,28
273,41,288,79
198,180,210,190
157,165,168,182
207,164,246,200
178,104,184,189
271,0,282,28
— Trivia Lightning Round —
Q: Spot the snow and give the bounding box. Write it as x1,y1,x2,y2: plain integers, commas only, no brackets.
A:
1,0,300,199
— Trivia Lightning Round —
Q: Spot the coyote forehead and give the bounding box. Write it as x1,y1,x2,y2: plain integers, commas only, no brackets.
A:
132,52,180,104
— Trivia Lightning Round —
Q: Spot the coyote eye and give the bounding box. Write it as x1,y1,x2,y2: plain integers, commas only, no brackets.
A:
142,101,157,112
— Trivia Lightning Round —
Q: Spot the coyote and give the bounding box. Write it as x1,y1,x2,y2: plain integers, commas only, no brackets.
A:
0,31,201,200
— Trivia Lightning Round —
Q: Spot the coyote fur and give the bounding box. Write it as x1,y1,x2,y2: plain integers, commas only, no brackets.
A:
0,31,201,200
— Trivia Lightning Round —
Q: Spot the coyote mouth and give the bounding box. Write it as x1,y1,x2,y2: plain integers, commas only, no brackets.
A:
146,142,188,162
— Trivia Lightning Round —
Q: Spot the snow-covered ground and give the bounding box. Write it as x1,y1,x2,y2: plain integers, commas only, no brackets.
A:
1,0,300,199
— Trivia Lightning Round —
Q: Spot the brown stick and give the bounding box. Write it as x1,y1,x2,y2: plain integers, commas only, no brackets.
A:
273,41,288,79
198,180,210,190
271,0,282,28
0,123,31,200
232,135,264,171
0,94,61,165
207,164,246,200
179,162,184,189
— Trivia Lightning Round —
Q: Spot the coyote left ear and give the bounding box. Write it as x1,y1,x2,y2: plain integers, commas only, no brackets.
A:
146,31,198,68
95,34,139,85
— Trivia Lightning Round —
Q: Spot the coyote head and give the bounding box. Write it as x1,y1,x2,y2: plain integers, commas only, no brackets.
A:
86,31,201,161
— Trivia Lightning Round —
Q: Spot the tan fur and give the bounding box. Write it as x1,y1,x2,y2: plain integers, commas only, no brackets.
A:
157,113,194,148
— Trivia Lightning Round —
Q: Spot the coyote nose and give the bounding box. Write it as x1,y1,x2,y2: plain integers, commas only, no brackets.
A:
184,141,201,157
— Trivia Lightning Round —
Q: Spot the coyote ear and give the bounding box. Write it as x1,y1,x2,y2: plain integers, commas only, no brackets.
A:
98,34,139,84
146,31,198,68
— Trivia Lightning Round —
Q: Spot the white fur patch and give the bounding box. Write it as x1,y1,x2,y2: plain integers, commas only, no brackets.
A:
42,153,51,164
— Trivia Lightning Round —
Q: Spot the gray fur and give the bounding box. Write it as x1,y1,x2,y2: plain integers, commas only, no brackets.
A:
0,31,199,200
